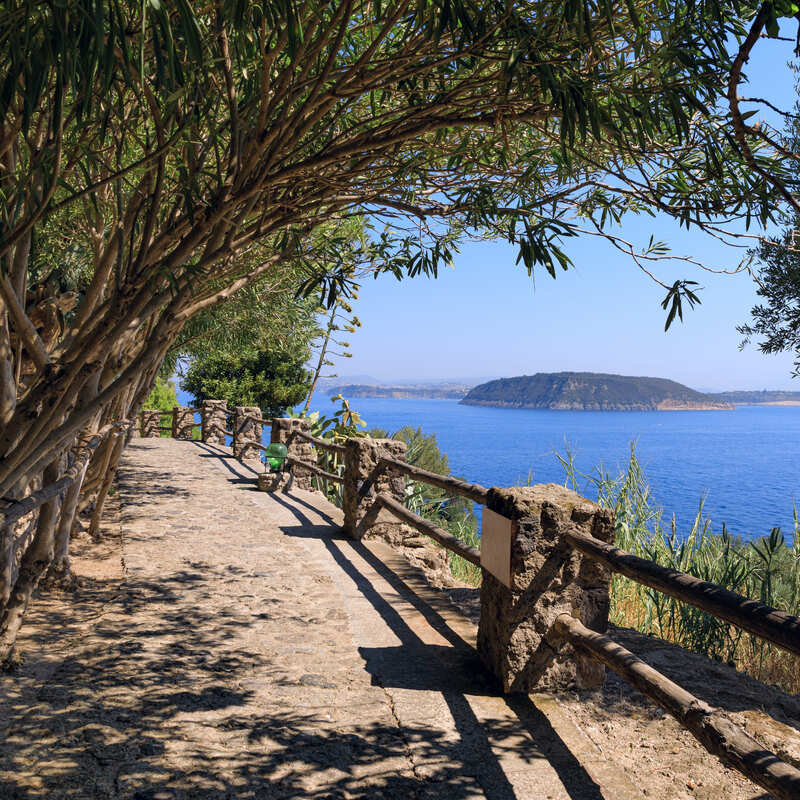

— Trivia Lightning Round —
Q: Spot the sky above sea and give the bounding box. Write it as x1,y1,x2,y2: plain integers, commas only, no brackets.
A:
333,36,800,392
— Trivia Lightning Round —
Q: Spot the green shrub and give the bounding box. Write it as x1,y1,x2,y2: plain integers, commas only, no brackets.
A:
142,377,179,437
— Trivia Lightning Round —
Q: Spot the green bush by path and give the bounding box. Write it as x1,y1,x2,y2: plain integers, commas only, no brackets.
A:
142,378,180,438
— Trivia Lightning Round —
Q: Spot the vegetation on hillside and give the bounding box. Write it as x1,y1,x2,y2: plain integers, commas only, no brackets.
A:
462,372,731,410
368,425,482,583
142,378,179,415
330,384,470,400
141,377,180,438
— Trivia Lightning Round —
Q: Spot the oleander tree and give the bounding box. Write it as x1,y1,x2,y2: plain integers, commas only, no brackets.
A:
0,0,799,661
739,61,800,377
740,224,800,374
302,294,362,415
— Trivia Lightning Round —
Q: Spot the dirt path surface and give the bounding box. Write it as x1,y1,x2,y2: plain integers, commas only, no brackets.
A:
0,438,795,799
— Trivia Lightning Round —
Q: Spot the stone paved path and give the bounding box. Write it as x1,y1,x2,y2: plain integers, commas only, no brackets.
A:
1,438,643,799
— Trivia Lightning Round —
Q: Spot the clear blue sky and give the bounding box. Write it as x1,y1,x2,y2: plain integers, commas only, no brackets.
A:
333,35,800,392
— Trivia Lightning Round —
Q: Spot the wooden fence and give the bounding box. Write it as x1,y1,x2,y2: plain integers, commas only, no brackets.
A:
145,403,800,799
0,421,132,529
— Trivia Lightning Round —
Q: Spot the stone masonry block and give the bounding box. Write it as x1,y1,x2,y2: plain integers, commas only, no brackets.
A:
172,406,196,439
257,472,293,492
477,484,614,694
342,437,407,541
233,406,263,461
201,400,228,445
141,410,161,438
270,418,314,490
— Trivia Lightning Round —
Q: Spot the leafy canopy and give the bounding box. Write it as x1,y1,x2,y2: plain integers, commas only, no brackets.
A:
3,0,800,496
181,346,311,417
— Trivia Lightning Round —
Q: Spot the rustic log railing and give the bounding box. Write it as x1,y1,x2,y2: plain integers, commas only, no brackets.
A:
239,414,270,430
373,492,480,565
286,454,344,484
554,615,800,799
361,453,800,799
377,454,489,505
295,429,800,799
0,422,127,527
269,422,347,493
293,429,347,456
564,526,800,657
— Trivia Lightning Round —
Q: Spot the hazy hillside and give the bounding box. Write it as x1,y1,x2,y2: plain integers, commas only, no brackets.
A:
709,390,800,405
461,373,733,411
328,383,470,399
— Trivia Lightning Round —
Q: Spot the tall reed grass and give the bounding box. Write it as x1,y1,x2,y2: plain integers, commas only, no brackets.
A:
558,445,800,693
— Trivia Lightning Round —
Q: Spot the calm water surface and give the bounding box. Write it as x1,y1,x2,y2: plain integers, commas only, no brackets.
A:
311,398,800,541
178,388,799,541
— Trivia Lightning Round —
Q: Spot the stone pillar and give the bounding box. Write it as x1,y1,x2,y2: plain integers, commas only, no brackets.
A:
233,406,262,460
270,418,314,490
342,437,407,540
201,400,227,444
140,410,161,438
172,406,195,439
477,484,614,694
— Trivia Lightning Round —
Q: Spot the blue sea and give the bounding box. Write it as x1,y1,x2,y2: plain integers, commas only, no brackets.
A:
178,389,800,542
307,398,800,542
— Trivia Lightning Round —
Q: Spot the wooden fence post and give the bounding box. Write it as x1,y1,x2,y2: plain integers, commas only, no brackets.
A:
201,400,227,444
140,410,161,438
270,418,314,489
171,406,195,439
232,406,262,460
477,484,615,693
342,437,407,540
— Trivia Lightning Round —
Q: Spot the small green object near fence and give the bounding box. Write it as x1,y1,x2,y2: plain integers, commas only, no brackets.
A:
263,442,287,472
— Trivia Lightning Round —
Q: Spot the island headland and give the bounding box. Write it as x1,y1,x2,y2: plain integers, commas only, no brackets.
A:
460,372,734,411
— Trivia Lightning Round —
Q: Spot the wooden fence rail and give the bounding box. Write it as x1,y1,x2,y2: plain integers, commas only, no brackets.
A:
285,455,344,484
554,614,800,799
564,526,800,657
0,422,125,527
374,492,481,565
377,455,489,505
292,429,347,455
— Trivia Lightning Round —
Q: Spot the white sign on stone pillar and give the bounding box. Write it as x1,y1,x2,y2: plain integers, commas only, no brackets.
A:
480,508,513,588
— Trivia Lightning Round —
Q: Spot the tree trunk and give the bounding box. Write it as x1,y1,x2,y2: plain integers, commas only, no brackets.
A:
87,432,124,540
0,521,13,607
45,461,89,584
0,472,39,607
0,458,62,664
0,299,15,425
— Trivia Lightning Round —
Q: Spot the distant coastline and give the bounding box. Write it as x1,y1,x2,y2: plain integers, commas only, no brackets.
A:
326,383,470,400
323,377,800,409
707,390,800,406
462,399,732,411
460,372,733,412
